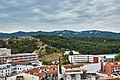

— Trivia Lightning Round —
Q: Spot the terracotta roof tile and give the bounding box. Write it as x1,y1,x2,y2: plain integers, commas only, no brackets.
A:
9,61,31,65
35,72,46,77
64,64,84,69
25,67,40,74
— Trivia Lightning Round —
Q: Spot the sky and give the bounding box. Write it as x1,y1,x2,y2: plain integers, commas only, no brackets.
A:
0,0,120,33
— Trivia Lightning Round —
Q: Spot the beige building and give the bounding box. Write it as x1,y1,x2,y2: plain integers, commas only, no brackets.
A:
0,53,37,64
62,64,97,80
7,73,39,80
0,48,11,56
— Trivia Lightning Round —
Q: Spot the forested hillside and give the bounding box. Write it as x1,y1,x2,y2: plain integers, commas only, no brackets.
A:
0,34,120,55
34,34,120,55
0,30,120,39
0,37,38,54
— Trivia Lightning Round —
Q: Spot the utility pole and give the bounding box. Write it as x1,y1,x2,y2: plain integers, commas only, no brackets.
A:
58,57,62,80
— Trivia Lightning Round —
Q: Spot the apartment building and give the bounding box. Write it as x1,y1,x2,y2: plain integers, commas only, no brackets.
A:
101,62,120,75
0,53,37,64
9,61,34,74
0,61,35,78
0,48,11,56
0,64,11,77
69,54,116,64
7,65,58,80
62,64,97,80
62,64,84,74
25,65,58,80
69,55,106,63
7,73,39,80
100,78,120,80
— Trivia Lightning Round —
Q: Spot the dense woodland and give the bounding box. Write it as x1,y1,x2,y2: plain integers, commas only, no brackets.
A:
0,38,38,54
35,34,120,55
0,34,120,55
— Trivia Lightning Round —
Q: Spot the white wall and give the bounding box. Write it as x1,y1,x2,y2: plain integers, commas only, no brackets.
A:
7,73,39,80
0,48,11,56
12,64,34,74
0,64,11,77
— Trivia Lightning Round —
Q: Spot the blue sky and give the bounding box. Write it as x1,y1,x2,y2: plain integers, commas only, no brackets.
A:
0,0,120,33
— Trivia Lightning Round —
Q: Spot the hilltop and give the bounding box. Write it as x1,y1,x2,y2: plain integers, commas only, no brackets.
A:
0,30,120,39
0,34,120,64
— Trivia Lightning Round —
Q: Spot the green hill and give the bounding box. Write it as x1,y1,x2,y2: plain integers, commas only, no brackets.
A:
34,34,120,55
0,34,120,55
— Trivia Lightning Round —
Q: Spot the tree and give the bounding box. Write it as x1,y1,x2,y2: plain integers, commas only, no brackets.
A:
114,53,120,61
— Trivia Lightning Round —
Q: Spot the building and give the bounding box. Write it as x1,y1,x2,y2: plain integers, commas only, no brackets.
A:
64,50,79,55
0,64,11,78
7,73,39,80
0,48,11,56
62,64,97,80
101,62,120,75
25,65,58,80
9,61,34,74
69,54,116,64
69,55,106,63
62,64,84,74
100,78,120,80
0,61,35,78
0,53,37,64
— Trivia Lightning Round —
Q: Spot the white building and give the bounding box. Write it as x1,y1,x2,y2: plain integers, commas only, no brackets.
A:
69,54,116,64
62,64,97,80
0,53,37,64
0,48,11,56
69,55,106,63
0,64,11,77
7,73,39,80
9,62,34,74
62,64,84,74
0,61,36,78
64,50,79,55
64,70,97,80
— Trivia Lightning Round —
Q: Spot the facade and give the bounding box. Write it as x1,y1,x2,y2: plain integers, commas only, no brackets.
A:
0,61,34,78
101,62,120,75
25,65,58,80
0,53,37,64
64,71,97,80
7,73,39,80
62,64,97,80
9,61,34,74
100,78,120,80
62,64,84,74
0,48,11,56
64,50,79,55
69,55,106,63
0,64,11,78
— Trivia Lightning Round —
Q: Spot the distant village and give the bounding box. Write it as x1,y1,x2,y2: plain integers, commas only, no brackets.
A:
0,47,120,80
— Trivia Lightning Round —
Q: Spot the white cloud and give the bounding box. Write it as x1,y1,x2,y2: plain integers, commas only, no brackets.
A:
0,0,120,33
0,13,10,17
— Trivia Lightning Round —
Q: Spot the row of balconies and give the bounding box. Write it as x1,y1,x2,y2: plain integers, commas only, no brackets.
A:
0,66,11,70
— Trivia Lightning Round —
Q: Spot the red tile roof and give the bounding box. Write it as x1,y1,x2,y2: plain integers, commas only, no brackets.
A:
35,72,46,77
25,67,40,74
26,65,58,77
100,78,120,80
42,65,58,74
48,70,58,74
9,61,31,65
64,64,84,69
16,76,24,78
108,62,120,67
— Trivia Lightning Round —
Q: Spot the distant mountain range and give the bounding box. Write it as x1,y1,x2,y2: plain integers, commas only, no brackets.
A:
0,30,120,39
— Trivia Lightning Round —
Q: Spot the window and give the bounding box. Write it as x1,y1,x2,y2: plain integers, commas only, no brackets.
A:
53,68,56,70
44,69,46,71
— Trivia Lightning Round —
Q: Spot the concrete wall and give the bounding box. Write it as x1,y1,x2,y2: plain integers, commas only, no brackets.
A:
7,73,39,80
